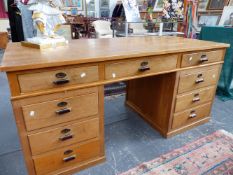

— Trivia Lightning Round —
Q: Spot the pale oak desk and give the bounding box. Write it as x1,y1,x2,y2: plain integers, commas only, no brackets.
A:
0,36,229,175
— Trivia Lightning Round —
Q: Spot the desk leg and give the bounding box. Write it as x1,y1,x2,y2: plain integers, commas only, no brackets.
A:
98,85,106,158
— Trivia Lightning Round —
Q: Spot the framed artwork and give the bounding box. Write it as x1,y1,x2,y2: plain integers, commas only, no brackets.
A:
207,0,229,10
198,0,209,11
62,0,83,10
219,6,233,26
229,0,233,5
153,0,164,11
198,15,220,26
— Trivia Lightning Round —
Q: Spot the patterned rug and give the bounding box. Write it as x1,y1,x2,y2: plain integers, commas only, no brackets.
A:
120,130,233,175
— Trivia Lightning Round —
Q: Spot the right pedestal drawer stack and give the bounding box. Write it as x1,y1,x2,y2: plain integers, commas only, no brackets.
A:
172,49,224,130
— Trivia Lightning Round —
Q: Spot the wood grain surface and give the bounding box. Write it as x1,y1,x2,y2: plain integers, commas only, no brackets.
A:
0,36,229,72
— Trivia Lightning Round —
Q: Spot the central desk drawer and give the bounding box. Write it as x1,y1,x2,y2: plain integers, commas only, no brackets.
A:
178,65,221,94
175,86,216,112
181,50,224,67
22,92,98,131
33,139,101,175
172,103,211,129
105,55,178,80
18,65,99,93
28,118,99,155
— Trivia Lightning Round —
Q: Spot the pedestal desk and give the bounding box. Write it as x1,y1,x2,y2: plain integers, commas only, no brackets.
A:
0,37,229,175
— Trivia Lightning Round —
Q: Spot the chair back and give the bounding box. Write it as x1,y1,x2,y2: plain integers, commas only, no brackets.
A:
92,20,112,35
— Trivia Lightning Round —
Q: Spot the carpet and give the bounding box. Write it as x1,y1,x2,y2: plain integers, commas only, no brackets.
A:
120,130,233,175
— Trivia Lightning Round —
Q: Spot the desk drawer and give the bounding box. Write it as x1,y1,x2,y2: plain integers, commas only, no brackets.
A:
181,50,224,68
18,65,99,93
22,92,98,131
28,118,99,155
33,139,101,175
172,103,211,129
175,86,216,112
178,65,221,94
105,55,178,80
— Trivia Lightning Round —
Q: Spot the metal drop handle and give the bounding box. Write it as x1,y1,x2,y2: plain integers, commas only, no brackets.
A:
200,54,208,62
56,108,71,115
138,61,150,72
63,155,76,162
189,110,197,118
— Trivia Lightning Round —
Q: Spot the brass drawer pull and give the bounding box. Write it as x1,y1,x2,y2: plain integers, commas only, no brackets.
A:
200,54,208,62
56,108,71,115
53,79,70,85
195,78,204,84
59,133,73,141
138,61,150,72
189,110,197,118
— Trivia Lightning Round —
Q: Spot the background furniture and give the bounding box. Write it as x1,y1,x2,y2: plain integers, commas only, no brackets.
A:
0,32,8,49
0,37,228,175
129,22,148,34
92,20,113,38
199,26,233,101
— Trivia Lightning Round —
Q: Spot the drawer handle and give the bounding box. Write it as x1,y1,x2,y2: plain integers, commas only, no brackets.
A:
192,94,200,102
59,133,73,141
53,79,70,85
200,54,208,62
138,61,150,72
63,155,76,162
195,78,204,84
61,128,71,134
57,101,68,107
56,72,67,78
56,108,71,115
192,97,200,102
189,110,197,118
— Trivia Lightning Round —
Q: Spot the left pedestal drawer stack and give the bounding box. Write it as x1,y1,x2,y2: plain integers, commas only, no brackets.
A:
9,66,105,175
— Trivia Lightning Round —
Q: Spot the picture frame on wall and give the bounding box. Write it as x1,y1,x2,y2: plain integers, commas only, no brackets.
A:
198,14,221,26
198,0,209,12
153,0,164,12
207,0,229,10
62,0,83,10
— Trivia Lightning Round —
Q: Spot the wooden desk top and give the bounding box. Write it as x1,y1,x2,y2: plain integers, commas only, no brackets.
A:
0,36,229,72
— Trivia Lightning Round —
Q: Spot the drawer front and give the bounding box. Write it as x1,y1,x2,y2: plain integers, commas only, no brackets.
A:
105,55,178,80
172,103,211,129
18,65,99,93
22,92,98,131
175,86,216,112
181,50,224,68
178,65,221,94
28,118,99,155
33,140,101,175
